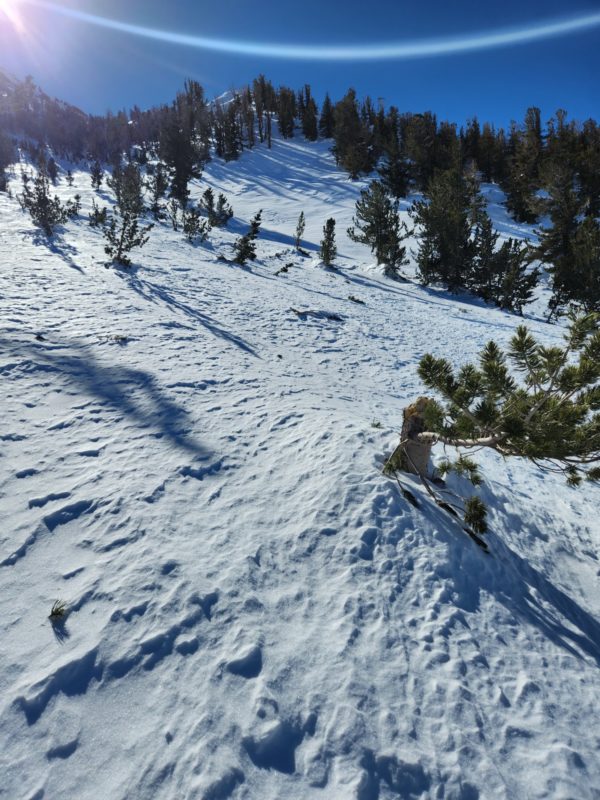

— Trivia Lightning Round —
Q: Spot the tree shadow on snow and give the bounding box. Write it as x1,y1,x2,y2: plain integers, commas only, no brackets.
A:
27,230,84,273
3,337,210,457
121,273,258,358
433,508,600,667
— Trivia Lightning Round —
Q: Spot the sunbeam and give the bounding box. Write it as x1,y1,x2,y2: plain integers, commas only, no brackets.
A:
11,0,600,61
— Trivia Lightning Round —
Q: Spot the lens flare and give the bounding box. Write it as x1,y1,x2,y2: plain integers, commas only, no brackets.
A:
0,0,26,32
12,0,600,61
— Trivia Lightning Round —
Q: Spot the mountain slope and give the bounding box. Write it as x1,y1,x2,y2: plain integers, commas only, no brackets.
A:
1,136,599,800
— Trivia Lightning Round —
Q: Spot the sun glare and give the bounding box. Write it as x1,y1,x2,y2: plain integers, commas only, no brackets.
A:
0,0,25,32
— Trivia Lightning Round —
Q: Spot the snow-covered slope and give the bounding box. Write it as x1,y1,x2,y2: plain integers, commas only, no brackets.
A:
1,137,599,800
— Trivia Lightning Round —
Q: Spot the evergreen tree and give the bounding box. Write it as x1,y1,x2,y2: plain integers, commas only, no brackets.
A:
182,205,210,244
294,211,306,250
401,313,600,491
410,164,477,290
536,164,584,316
18,170,68,236
202,189,233,227
502,108,543,224
318,93,334,139
46,156,58,184
88,199,108,227
320,218,337,266
103,212,153,267
0,130,15,192
108,161,145,217
569,217,600,312
470,215,539,313
378,147,411,198
233,210,262,265
332,89,373,178
277,87,296,139
146,163,169,220
90,160,104,190
347,181,409,277
66,170,74,187
103,161,152,265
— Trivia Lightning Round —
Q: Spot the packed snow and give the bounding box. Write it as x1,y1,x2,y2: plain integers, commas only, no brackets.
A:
1,134,599,800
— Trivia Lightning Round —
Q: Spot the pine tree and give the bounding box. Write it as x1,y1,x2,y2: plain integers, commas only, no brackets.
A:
90,160,104,190
347,181,408,277
202,189,233,227
182,205,210,244
470,214,539,313
294,211,306,250
46,157,58,185
103,161,152,266
332,89,373,178
18,170,68,236
66,170,74,187
103,213,153,267
378,147,411,199
147,163,169,219
410,164,477,290
536,164,584,316
233,210,262,265
569,217,600,312
277,87,296,139
320,218,337,266
502,108,543,224
398,313,600,490
0,130,15,192
318,93,334,139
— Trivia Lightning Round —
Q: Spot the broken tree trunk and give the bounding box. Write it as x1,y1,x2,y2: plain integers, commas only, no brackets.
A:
384,397,435,477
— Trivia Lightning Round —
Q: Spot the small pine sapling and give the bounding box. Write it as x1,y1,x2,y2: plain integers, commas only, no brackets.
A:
295,211,306,250
320,218,337,266
233,210,262,265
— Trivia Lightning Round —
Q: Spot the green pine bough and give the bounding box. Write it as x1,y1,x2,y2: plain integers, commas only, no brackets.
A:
386,313,600,540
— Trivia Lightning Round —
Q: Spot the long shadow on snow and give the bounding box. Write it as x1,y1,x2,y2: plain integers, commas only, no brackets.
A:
28,231,84,273
426,503,600,666
4,337,210,456
121,273,258,358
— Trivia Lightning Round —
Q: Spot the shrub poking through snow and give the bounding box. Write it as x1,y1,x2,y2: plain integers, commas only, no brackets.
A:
183,205,211,244
233,210,262,265
18,170,68,236
387,312,600,537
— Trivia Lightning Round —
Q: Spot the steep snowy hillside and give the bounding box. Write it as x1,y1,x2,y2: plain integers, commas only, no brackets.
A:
1,137,599,800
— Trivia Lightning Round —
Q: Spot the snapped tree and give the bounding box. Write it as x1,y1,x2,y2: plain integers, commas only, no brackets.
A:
386,313,600,534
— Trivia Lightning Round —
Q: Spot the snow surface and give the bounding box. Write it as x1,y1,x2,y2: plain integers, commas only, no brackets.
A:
1,135,600,800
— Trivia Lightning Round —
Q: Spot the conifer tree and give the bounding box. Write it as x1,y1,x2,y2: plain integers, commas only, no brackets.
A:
233,210,262,265
470,215,539,313
18,170,68,236
320,218,337,266
399,313,600,488
277,87,296,139
347,181,408,278
332,89,373,178
66,170,74,187
410,164,477,290
0,130,15,192
182,205,210,244
147,163,169,220
318,93,334,139
294,211,306,250
502,108,543,223
46,157,58,185
103,161,152,266
536,164,584,316
90,160,104,190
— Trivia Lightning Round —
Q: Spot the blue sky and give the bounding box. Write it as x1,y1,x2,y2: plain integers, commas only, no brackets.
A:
0,0,598,127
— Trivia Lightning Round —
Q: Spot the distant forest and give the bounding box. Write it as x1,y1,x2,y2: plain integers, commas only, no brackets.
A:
0,72,599,314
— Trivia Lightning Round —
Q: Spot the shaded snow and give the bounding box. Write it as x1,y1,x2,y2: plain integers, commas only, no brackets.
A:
0,135,599,800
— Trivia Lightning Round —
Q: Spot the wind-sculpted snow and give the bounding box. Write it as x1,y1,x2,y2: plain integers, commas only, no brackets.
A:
0,135,599,799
